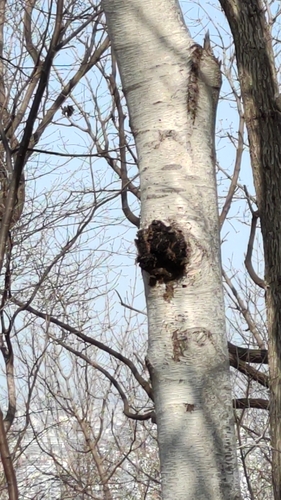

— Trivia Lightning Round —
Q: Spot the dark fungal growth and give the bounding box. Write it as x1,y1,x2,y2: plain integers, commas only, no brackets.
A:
135,220,189,286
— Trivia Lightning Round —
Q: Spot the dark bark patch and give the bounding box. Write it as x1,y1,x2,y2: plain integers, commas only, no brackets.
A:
135,220,189,286
163,282,174,302
172,329,188,361
162,163,182,170
184,403,195,412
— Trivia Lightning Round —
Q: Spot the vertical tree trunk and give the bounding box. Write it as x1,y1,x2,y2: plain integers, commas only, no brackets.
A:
102,1,241,498
218,1,281,498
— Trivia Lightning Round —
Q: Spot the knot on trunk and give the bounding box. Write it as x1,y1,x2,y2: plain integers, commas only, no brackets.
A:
135,220,189,286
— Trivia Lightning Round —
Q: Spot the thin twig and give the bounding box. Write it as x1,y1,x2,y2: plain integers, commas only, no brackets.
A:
115,290,147,316
219,117,244,227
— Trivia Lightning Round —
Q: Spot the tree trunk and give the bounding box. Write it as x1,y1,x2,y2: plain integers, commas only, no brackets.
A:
218,1,281,498
102,1,241,498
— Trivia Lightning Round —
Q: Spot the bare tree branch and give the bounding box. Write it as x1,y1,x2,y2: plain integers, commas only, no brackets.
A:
244,190,265,288
54,337,154,422
0,407,18,500
12,298,153,401
229,352,269,388
228,341,268,364
234,398,269,410
223,268,266,349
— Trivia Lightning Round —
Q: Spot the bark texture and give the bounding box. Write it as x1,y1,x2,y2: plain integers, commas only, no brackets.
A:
102,1,241,498
219,1,281,498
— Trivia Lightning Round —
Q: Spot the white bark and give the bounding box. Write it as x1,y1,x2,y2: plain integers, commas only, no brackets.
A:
102,1,241,498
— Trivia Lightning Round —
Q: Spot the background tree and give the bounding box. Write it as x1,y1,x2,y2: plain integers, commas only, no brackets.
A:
217,1,281,497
